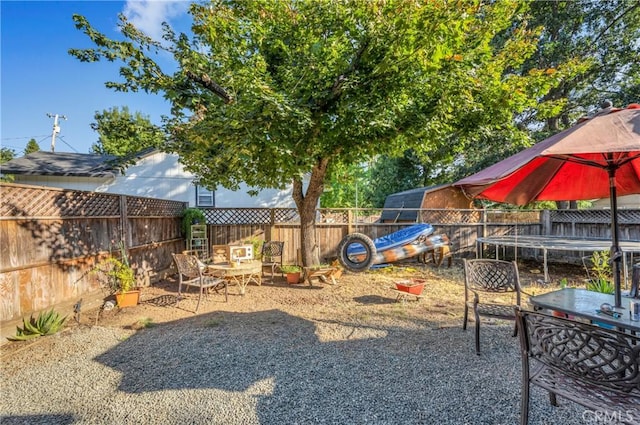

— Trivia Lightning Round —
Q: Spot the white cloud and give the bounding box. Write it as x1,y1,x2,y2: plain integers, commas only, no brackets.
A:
123,1,190,41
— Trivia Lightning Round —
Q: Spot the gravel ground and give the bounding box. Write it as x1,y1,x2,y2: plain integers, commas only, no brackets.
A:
0,262,593,424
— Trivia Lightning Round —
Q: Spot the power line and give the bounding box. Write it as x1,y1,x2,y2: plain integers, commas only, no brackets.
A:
56,136,79,153
0,135,50,141
1,136,51,153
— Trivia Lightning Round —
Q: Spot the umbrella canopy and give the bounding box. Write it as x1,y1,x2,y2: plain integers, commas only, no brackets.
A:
455,104,640,308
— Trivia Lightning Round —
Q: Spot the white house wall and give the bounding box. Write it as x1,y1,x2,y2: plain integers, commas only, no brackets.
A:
96,151,193,204
105,152,296,208
8,175,106,192
215,183,295,208
10,151,297,208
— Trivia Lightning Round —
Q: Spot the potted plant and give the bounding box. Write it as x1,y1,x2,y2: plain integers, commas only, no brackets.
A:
181,207,206,236
281,265,302,284
92,241,139,307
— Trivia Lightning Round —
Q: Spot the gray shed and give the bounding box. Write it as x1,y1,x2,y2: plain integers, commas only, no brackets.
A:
380,184,473,222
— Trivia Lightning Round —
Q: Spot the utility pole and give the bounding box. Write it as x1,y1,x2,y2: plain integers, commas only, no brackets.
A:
46,113,67,152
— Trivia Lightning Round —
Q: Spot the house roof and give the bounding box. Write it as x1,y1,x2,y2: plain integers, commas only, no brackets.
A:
0,151,134,178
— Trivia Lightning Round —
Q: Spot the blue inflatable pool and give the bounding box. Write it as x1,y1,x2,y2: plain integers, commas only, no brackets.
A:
347,223,434,256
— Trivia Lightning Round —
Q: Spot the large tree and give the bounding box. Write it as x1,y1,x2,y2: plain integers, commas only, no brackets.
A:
520,0,640,134
320,161,372,209
366,151,427,208
351,1,639,200
90,106,165,156
70,0,573,266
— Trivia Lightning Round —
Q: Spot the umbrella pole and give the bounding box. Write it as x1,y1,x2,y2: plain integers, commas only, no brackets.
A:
608,167,623,309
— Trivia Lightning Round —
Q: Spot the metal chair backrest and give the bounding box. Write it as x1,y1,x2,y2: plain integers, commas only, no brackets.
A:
516,307,640,424
464,259,521,294
261,241,284,261
172,253,202,280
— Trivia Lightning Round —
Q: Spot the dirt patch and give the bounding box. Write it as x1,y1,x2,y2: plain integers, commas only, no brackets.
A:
0,259,588,359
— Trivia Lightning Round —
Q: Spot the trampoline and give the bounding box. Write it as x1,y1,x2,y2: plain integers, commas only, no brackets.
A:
476,235,640,283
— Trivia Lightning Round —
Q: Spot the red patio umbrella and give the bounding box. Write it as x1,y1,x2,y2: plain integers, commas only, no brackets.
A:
454,104,640,308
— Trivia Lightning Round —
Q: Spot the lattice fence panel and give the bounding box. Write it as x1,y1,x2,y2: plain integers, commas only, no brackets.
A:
127,197,185,217
551,209,640,224
203,208,268,224
1,185,120,217
485,210,541,224
352,209,383,224
318,209,350,224
274,208,299,223
421,209,483,224
202,208,301,225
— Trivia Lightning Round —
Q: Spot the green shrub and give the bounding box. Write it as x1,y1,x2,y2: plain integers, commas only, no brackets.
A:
8,309,67,341
280,265,302,273
91,241,136,293
181,207,206,235
586,250,614,294
587,278,615,294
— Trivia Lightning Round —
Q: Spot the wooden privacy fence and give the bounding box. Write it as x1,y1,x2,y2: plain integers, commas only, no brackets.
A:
202,207,640,266
0,183,185,323
2,181,639,326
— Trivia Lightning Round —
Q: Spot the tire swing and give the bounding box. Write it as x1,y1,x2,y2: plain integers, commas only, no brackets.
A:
337,233,376,272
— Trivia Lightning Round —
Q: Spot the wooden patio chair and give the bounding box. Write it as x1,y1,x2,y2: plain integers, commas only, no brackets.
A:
463,259,522,354
261,241,284,278
515,307,640,425
172,253,227,312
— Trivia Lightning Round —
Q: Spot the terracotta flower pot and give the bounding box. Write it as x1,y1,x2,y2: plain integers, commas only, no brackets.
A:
286,272,301,284
115,290,140,308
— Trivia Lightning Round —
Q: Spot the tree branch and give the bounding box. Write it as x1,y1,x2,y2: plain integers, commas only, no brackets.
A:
185,70,233,104
317,39,370,111
592,2,640,46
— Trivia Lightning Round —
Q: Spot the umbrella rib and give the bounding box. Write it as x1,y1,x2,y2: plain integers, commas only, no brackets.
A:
544,152,640,170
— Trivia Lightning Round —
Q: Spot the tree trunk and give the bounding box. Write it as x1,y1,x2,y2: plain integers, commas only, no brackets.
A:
291,158,329,267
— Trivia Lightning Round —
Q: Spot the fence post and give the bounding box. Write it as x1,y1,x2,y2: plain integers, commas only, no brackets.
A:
541,210,551,236
481,209,487,239
120,195,129,247
267,208,275,242
476,209,487,258
347,209,354,235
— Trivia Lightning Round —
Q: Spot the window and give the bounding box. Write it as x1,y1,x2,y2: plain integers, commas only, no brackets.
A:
196,186,214,207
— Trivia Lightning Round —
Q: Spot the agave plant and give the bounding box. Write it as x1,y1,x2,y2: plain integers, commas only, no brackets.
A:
8,308,67,341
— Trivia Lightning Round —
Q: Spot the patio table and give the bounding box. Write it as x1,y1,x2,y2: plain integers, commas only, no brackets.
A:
206,261,262,295
528,287,640,333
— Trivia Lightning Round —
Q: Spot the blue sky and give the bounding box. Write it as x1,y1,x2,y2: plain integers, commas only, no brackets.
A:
1,1,191,155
